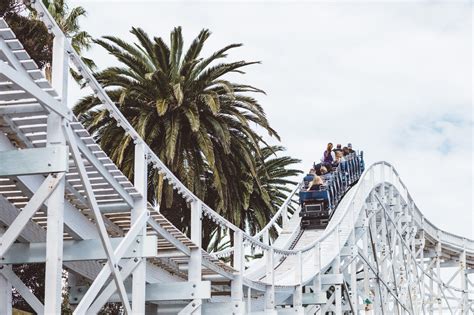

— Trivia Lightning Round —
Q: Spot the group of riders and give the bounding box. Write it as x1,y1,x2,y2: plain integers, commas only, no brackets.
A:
304,143,357,192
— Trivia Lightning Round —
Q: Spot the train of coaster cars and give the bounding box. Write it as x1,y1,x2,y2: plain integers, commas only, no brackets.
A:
299,152,365,229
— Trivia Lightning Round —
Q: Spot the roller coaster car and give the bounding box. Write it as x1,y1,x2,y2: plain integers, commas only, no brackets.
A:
299,190,332,229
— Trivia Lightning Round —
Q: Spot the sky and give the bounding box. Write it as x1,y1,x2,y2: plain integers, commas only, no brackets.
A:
67,0,473,238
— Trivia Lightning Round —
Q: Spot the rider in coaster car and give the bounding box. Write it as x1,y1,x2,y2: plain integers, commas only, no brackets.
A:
347,143,354,153
332,151,345,167
314,163,329,176
307,175,325,191
342,146,350,156
321,142,336,164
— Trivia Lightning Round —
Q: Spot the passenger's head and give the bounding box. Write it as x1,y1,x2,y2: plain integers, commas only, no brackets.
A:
309,168,316,175
335,151,343,159
320,166,328,174
347,143,352,149
336,144,342,149
343,147,350,156
326,143,333,151
315,176,324,185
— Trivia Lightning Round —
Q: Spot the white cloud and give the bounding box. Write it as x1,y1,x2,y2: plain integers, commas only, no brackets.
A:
68,1,473,237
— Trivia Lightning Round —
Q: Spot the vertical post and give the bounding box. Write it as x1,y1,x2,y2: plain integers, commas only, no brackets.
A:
460,249,467,314
264,248,276,314
362,212,371,311
231,230,244,314
334,284,342,314
420,228,426,314
189,199,202,314
293,251,303,314
44,33,68,315
247,287,251,314
281,203,289,230
349,210,358,313
0,228,12,315
435,241,442,315
132,142,148,313
313,243,321,291
0,269,12,315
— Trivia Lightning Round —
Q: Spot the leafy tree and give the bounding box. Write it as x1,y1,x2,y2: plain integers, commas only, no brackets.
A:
1,0,95,82
245,145,302,235
74,27,281,235
0,0,52,68
206,145,302,251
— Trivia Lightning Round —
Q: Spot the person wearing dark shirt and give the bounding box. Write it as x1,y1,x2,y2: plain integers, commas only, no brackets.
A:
347,143,354,153
342,146,350,156
321,143,335,164
333,144,342,153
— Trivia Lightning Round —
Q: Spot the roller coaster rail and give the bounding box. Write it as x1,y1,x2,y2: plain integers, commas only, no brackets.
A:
0,1,472,313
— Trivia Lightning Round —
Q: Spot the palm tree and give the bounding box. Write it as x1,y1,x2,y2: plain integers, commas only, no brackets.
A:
206,145,302,252
74,27,280,234
245,145,302,235
38,0,95,82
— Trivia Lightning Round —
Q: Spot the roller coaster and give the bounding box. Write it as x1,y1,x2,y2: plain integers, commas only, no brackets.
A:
0,2,472,314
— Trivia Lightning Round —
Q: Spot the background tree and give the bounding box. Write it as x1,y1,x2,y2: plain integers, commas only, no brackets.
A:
0,0,95,82
205,145,302,251
74,27,283,240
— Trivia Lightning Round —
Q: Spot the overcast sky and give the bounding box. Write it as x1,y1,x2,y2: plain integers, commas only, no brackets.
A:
68,1,473,238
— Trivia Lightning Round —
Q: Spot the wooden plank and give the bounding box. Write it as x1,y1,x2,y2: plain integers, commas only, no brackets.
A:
0,146,69,176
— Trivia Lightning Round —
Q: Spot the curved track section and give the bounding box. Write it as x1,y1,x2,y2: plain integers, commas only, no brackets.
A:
0,2,472,314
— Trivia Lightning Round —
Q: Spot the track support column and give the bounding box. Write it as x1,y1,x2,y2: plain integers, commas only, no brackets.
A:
132,142,148,314
44,31,68,315
264,248,276,314
293,251,304,314
231,230,245,314
189,199,202,314
0,228,12,315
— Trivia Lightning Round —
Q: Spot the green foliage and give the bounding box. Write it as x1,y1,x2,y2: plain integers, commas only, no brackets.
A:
1,0,95,81
1,1,53,68
74,27,285,239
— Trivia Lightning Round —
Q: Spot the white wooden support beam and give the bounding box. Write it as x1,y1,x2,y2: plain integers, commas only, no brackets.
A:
43,29,69,314
281,203,289,230
178,299,202,315
231,229,245,314
0,266,12,315
0,146,68,176
132,142,148,314
0,266,45,315
0,103,45,115
264,248,277,314
2,236,157,264
68,128,135,207
44,102,68,315
0,228,12,315
87,258,140,313
188,199,202,314
65,125,133,314
77,281,212,305
71,209,149,314
0,174,63,257
460,250,468,314
0,62,70,119
293,251,304,314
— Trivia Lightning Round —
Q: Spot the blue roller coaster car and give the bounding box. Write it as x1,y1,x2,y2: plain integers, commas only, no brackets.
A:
300,152,364,229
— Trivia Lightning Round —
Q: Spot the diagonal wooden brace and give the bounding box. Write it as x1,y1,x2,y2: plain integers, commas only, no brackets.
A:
64,125,133,314
73,209,149,314
0,173,63,257
0,266,44,315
